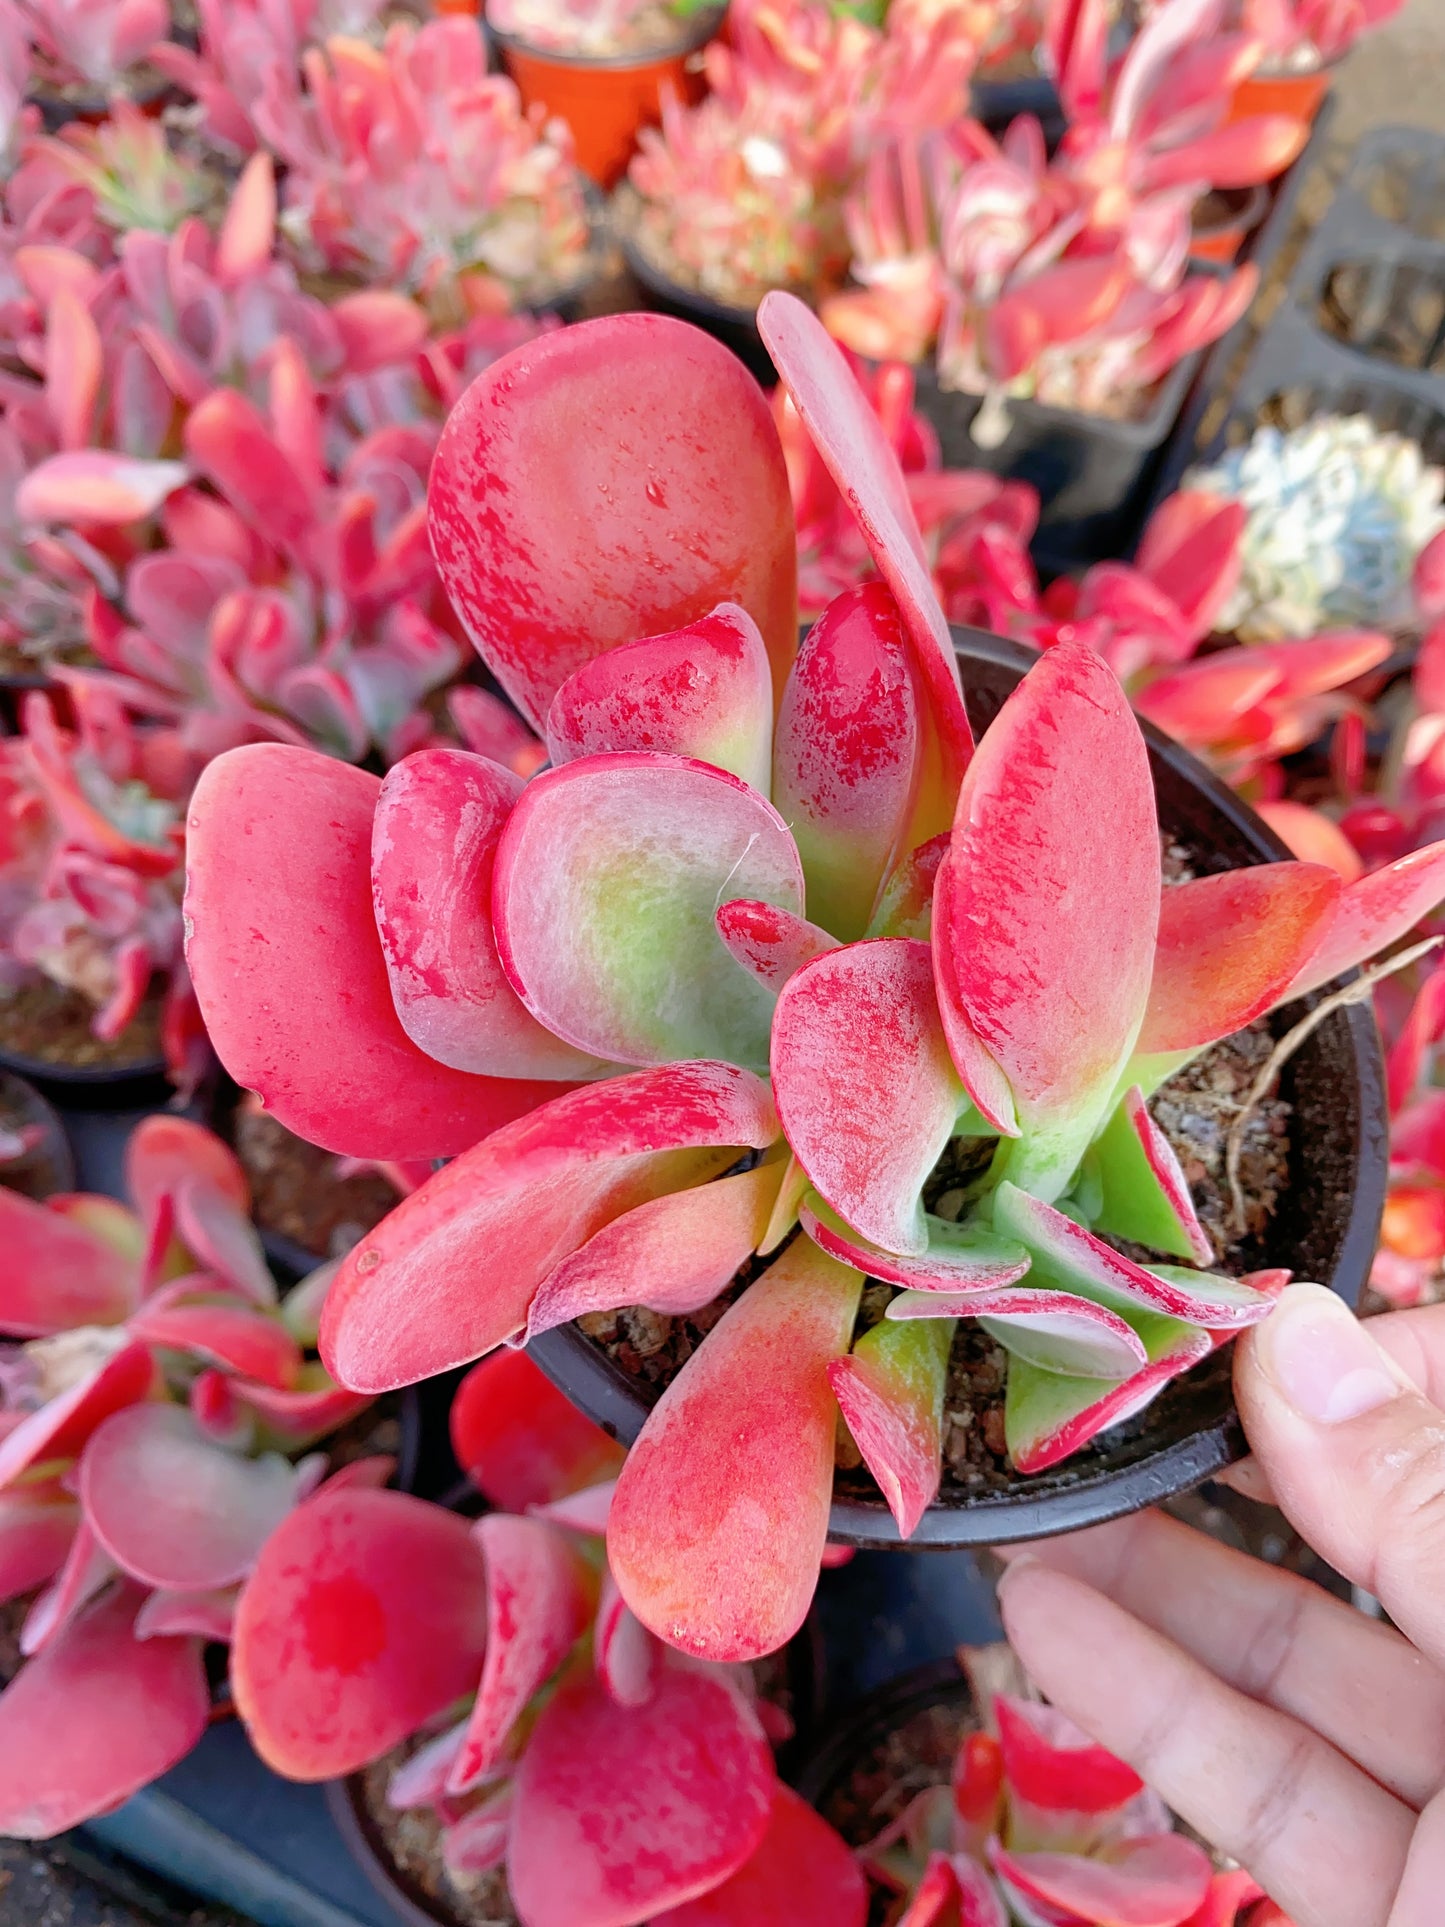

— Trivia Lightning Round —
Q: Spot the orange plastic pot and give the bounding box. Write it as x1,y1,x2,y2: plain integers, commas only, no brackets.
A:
1225,58,1337,139
490,5,724,189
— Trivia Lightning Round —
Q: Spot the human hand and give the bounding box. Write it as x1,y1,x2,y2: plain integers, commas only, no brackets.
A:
994,1283,1445,1927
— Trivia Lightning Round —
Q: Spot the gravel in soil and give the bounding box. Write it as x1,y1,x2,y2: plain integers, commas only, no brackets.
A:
0,980,165,1073
360,1748,517,1927
233,1107,403,1262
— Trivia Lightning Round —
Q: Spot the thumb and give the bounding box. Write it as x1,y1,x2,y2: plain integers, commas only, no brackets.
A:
1236,1282,1445,1669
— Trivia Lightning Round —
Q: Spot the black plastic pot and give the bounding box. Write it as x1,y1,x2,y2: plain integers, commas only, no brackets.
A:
970,70,1064,146
0,1038,173,1108
613,193,781,388
793,1658,974,1827
0,1069,76,1198
529,628,1389,1550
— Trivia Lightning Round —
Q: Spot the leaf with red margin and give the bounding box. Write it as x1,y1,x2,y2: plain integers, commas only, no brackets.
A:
127,1285,303,1390
0,1343,156,1488
82,1405,298,1591
895,1855,1007,1927
1133,491,1245,642
134,1586,239,1643
771,584,920,942
758,296,970,870
1004,1313,1213,1474
371,748,607,1080
608,1238,861,1663
772,940,965,1257
995,1693,1143,1811
525,1163,780,1340
1087,1089,1213,1265
869,833,950,942
651,1785,869,1927
231,1488,490,1779
171,1184,277,1307
388,1719,469,1809
206,1374,374,1452
993,1184,1276,1327
185,745,566,1160
595,1569,657,1708
934,640,1159,1201
125,1115,249,1228
1181,1869,1267,1927
428,315,798,731
1288,841,1445,999
320,1062,778,1394
0,1490,78,1605
445,1515,594,1795
990,1835,1212,1927
443,1785,514,1876
450,1352,625,1512
800,1192,1030,1291
493,754,803,1069
545,604,775,795
0,1581,209,1838
507,1661,775,1927
0,1186,138,1335
885,1286,1147,1378
715,900,840,992
20,1518,115,1656
828,1318,951,1537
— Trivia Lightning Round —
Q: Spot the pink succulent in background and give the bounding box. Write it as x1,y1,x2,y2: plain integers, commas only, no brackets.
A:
182,301,1445,1669
0,1,35,178
10,103,216,238
1217,0,1402,66
232,1347,867,1927
0,1114,376,1838
10,0,169,97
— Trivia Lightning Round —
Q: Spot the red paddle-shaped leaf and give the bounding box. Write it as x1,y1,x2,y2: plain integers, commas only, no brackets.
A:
526,1163,780,1339
372,747,608,1079
595,1569,657,1707
451,1352,625,1512
1089,1089,1214,1265
428,315,797,731
888,1287,1148,1379
0,1490,78,1605
0,1187,138,1335
493,753,804,1069
186,746,564,1159
896,1855,1007,1927
1005,1313,1213,1473
134,1586,239,1643
126,1115,249,1226
446,1516,594,1795
81,1404,298,1590
652,1785,868,1927
545,604,775,794
1288,841,1445,999
995,1693,1144,1810
320,1062,778,1393
715,900,840,992
992,1835,1212,1927
828,1318,951,1537
0,1581,209,1838
507,1662,774,1927
21,1517,116,1657
171,1183,276,1307
127,1287,303,1390
608,1238,861,1662
1133,491,1245,641
934,640,1159,1201
231,1488,490,1779
800,1192,1031,1291
208,1376,374,1451
0,1342,155,1487
772,940,965,1257
1182,1869,1267,1927
535,1480,618,1535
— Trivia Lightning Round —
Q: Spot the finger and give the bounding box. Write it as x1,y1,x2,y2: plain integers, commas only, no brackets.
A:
1238,1283,1445,1676
1392,1791,1445,1925
996,1510,1445,1807
997,1559,1414,1927
1216,1455,1276,1505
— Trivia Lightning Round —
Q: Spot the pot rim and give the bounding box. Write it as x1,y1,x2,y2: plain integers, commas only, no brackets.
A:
1191,182,1271,234
487,1,723,71
326,1774,457,1927
527,627,1389,1550
0,1040,170,1091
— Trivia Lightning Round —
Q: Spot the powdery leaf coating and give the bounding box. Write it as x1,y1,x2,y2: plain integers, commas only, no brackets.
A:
320,1062,778,1394
651,1785,869,1927
0,1187,139,1336
545,604,775,795
883,1287,1148,1379
372,746,606,1079
493,754,804,1070
449,1352,625,1513
428,315,798,732
0,1582,209,1840
828,1318,951,1538
1005,1314,1213,1474
772,940,965,1258
508,1663,774,1927
1288,839,1445,999
185,745,565,1160
608,1238,861,1664
801,1192,1031,1292
231,1488,490,1780
714,901,841,993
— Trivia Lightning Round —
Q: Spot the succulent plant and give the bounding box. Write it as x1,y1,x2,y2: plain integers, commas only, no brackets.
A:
9,0,169,98
0,1114,375,1837
10,103,218,237
231,1347,868,1927
1187,416,1445,642
1235,0,1401,67
182,301,1445,1669
486,0,709,57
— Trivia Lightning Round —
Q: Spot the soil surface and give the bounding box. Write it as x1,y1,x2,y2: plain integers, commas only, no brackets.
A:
0,980,164,1073
360,1749,517,1927
232,1107,403,1263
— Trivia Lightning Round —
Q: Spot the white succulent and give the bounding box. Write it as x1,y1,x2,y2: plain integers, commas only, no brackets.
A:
1187,415,1445,641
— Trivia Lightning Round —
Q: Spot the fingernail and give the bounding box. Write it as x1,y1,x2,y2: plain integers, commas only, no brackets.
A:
995,1551,1040,1592
1257,1284,1406,1425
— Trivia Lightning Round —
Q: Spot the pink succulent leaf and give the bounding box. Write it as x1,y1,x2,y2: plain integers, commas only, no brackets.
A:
450,1352,624,1513
888,1286,1149,1380
372,747,609,1080
127,1288,302,1390
442,1784,515,1877
715,899,841,993
1005,1312,1213,1473
507,1661,774,1927
387,1719,469,1810
595,1566,658,1709
651,1784,869,1927
319,1062,778,1394
993,1183,1277,1327
1132,864,1343,1066
1180,1870,1267,1927
934,640,1159,1201
125,1114,250,1241
525,1161,781,1341
828,1316,951,1537
213,1377,375,1453
0,1580,209,1839
800,1190,1031,1292
493,753,804,1070
868,832,951,942
81,1404,298,1591
307,1457,396,1499
772,939,966,1258
449,687,547,779
428,315,797,733
1046,0,1109,117
893,1854,1008,1927
0,1185,139,1335
1287,840,1445,1000
185,745,570,1160
1132,492,1245,640
16,451,189,526
19,1517,115,1658
1254,803,1361,884
0,1490,80,1606
171,1183,277,1306
1086,1089,1214,1265
995,1692,1145,1813
759,1150,808,1254
545,603,775,795
133,1584,239,1644
0,1343,156,1490
991,1834,1213,1927
532,1480,618,1536
231,1488,490,1780
445,1515,594,1796
608,1237,861,1664
183,388,317,558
